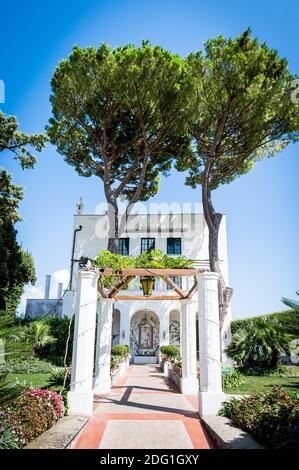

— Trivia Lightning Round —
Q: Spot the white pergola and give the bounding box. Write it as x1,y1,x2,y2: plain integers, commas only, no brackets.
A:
68,267,225,417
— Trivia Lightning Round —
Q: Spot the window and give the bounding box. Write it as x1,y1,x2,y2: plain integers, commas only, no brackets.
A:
167,238,181,255
118,238,130,255
167,276,182,290
141,238,155,253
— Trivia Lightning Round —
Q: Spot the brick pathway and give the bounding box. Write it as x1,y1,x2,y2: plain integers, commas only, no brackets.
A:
72,364,214,449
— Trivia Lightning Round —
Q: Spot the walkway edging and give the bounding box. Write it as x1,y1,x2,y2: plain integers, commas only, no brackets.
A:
25,415,88,449
202,415,264,449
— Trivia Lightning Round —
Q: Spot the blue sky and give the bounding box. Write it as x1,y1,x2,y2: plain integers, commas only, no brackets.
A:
1,0,298,319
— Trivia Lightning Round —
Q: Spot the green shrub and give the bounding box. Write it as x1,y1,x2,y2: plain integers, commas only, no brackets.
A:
111,345,129,357
219,386,299,448
15,321,56,352
240,365,299,377
59,389,69,415
48,368,70,389
110,344,129,372
111,355,121,371
226,317,291,368
0,389,64,448
36,318,74,366
0,423,20,449
222,369,244,389
160,345,181,361
0,358,57,375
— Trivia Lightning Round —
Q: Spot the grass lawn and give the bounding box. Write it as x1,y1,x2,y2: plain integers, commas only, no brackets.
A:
6,373,51,389
224,370,299,396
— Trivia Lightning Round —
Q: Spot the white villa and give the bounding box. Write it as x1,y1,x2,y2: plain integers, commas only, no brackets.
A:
26,200,232,363
26,199,232,417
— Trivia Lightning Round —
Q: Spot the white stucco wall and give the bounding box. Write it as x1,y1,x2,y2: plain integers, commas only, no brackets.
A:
70,212,229,287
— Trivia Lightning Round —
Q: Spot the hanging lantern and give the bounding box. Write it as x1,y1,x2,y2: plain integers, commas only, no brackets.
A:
140,276,154,296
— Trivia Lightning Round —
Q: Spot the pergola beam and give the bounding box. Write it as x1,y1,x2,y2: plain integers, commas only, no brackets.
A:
108,276,135,298
98,267,202,300
114,294,182,301
162,276,186,298
186,277,198,299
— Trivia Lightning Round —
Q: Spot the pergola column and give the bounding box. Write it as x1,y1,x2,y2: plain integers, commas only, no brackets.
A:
93,298,114,394
180,299,198,394
197,272,225,416
68,270,98,416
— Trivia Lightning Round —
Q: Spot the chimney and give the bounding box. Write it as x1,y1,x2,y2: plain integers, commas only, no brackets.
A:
44,275,51,299
57,283,63,298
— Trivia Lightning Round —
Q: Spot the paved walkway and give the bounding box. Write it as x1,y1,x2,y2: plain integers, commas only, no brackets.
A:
72,364,214,449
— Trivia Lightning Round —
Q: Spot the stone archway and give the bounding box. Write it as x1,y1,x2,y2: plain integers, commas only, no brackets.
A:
130,310,160,364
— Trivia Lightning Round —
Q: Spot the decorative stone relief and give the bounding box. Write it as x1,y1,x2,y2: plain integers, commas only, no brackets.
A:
130,312,159,356
169,320,180,345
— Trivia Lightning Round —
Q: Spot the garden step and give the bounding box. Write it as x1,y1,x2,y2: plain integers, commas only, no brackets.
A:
25,415,88,449
202,415,264,449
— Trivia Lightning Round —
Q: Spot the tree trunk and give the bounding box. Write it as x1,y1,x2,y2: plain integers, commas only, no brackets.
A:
208,218,233,329
270,350,280,369
201,166,233,330
107,199,119,254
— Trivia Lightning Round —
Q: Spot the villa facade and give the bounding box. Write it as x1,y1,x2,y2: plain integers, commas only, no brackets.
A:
62,203,232,362
26,201,232,361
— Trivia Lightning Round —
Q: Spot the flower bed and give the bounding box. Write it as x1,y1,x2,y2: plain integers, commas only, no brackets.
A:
219,386,299,448
0,389,64,448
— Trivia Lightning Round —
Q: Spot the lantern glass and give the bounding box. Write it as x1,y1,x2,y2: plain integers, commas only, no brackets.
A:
140,276,154,296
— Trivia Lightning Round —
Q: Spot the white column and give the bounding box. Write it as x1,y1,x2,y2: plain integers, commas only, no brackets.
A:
197,272,225,416
180,299,198,394
93,298,114,394
68,270,98,416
